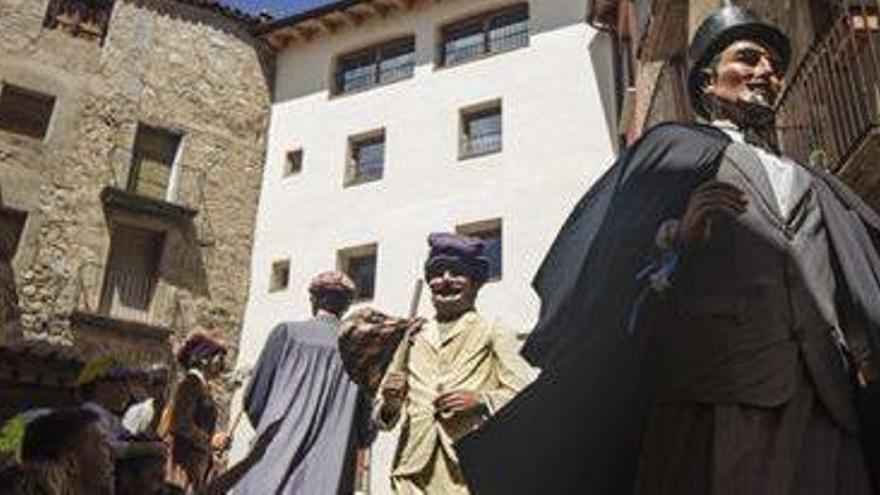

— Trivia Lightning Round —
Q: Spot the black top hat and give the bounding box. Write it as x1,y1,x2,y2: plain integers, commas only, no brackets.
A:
688,5,791,119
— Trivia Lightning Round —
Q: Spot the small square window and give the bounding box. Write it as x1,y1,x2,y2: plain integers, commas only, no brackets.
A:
0,85,56,140
270,259,291,293
457,219,503,281
285,149,304,177
338,244,378,301
460,102,502,159
346,130,385,186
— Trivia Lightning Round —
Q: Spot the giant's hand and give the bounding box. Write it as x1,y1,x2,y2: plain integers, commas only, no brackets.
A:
679,181,747,248
434,390,482,419
380,371,408,419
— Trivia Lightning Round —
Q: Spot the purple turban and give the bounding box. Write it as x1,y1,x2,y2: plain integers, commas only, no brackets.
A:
424,232,490,283
176,332,227,369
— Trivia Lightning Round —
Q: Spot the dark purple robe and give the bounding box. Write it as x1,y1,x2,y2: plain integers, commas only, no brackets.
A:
235,314,374,494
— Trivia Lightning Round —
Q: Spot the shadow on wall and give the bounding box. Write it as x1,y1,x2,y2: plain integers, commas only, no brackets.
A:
273,0,595,105
161,218,211,298
0,185,25,342
589,30,621,154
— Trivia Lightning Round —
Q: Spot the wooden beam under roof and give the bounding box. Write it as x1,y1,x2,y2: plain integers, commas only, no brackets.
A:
257,0,436,45
364,0,391,17
319,16,344,32
328,11,356,28
341,8,366,26
384,0,416,10
294,23,320,41
266,30,300,49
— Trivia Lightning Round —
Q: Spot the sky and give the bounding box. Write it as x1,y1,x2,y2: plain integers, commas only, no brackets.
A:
221,0,337,17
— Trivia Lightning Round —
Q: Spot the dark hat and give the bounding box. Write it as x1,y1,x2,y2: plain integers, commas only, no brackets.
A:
176,332,226,368
308,271,356,297
688,5,791,119
424,232,490,283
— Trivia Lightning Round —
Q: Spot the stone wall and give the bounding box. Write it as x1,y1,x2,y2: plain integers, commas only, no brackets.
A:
0,0,271,368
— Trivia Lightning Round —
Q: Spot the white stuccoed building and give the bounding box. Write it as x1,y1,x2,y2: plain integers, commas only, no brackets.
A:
232,0,620,492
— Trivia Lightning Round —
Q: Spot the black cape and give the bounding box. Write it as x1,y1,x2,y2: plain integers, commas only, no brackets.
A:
455,123,880,494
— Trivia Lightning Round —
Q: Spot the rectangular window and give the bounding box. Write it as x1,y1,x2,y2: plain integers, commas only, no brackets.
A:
270,260,291,292
457,219,503,281
338,244,378,301
285,149,304,177
100,224,164,323
346,130,385,186
128,124,182,201
335,36,416,94
441,4,529,66
0,85,55,140
460,102,502,158
44,0,115,43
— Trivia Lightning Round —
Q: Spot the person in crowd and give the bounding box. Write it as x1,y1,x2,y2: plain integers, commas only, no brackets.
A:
77,355,138,449
235,271,375,494
8,407,114,495
114,436,180,495
167,332,228,492
122,363,171,438
375,232,535,494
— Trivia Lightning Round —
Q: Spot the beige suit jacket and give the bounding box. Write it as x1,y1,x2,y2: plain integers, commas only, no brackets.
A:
375,311,535,477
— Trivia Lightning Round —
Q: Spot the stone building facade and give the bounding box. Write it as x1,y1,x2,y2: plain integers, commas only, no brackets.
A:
590,0,880,209
0,0,272,372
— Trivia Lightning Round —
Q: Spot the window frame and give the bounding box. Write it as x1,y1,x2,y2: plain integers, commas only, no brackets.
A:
459,100,503,159
284,148,304,177
345,129,386,187
43,0,116,45
456,218,503,282
0,84,56,141
337,243,378,302
127,123,183,202
439,3,530,67
269,259,291,293
98,223,166,324
333,35,416,95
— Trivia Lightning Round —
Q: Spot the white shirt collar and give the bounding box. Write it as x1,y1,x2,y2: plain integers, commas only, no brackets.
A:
712,120,746,144
188,368,206,384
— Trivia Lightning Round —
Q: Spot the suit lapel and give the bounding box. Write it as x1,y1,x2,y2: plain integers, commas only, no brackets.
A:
441,312,478,347
724,143,783,220
780,157,813,223
421,320,441,352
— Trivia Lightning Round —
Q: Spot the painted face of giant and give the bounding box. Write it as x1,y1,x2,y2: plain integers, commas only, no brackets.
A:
703,39,783,126
426,260,481,322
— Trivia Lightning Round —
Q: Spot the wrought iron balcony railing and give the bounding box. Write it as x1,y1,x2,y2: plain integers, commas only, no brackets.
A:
443,29,529,66
777,3,880,172
463,131,502,157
